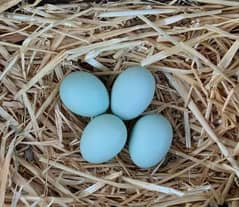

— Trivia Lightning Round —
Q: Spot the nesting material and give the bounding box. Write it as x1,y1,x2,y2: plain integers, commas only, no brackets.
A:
0,0,239,206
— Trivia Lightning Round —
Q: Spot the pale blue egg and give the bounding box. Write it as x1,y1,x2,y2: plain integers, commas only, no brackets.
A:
80,114,127,163
111,66,155,120
129,114,173,168
60,71,109,117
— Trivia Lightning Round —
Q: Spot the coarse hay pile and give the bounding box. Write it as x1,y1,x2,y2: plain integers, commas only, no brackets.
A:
0,0,239,206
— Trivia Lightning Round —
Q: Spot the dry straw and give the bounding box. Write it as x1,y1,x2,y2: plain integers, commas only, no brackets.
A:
0,0,239,206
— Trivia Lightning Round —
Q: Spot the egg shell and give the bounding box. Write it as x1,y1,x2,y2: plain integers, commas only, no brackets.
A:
59,71,109,117
80,114,127,163
111,66,155,120
129,114,173,168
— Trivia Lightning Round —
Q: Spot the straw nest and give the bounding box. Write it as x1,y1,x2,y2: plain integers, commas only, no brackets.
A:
0,0,239,206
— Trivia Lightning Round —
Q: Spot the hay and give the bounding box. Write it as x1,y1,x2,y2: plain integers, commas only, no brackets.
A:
0,0,239,206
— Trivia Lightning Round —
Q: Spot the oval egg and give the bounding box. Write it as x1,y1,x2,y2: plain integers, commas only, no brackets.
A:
111,66,155,120
80,114,127,163
129,114,173,168
60,71,109,117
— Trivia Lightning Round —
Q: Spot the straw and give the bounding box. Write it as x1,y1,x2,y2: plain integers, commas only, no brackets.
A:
1,0,239,206
0,0,22,13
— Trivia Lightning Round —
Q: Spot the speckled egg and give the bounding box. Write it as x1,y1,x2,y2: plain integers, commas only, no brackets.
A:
129,114,173,168
111,66,155,120
80,114,127,163
59,71,109,117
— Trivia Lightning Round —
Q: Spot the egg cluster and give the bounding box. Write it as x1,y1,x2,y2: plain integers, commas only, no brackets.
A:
59,66,173,168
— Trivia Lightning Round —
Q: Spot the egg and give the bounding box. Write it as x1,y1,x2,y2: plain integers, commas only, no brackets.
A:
80,114,127,163
111,66,155,120
60,71,109,117
129,114,173,168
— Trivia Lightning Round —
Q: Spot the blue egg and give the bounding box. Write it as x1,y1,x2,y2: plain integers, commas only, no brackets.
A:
80,114,127,163
129,114,173,168
60,71,109,117
111,66,155,120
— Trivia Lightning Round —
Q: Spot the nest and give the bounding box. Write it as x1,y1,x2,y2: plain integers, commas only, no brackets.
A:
0,0,239,206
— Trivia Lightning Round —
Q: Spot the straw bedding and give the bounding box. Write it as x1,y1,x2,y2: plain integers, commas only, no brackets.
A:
0,0,239,206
